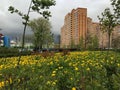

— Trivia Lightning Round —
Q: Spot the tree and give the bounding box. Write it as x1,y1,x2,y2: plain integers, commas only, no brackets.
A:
98,8,117,49
86,35,99,50
93,35,99,48
70,39,75,49
8,0,55,65
46,32,54,49
111,0,120,49
98,3,120,89
112,35,120,48
78,36,85,50
111,0,120,24
29,17,53,51
8,0,55,50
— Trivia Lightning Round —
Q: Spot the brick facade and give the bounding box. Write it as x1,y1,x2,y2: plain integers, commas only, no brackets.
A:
60,7,120,48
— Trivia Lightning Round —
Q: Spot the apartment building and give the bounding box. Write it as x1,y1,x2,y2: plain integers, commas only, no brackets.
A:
61,8,87,48
60,7,120,49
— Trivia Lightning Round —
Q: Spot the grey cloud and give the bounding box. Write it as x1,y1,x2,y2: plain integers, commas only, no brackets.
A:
0,0,113,36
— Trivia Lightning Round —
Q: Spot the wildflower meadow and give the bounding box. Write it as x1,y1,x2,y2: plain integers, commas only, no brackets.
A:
0,51,120,90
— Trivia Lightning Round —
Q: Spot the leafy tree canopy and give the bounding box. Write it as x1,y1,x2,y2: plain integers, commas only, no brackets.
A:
8,0,55,49
111,0,120,22
29,17,53,50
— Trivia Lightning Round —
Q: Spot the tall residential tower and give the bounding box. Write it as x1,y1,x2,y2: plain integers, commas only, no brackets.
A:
61,8,87,48
60,7,120,48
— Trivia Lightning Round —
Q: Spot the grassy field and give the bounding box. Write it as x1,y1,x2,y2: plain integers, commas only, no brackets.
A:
0,51,120,90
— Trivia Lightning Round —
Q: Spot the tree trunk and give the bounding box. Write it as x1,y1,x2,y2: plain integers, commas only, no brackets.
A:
108,33,111,50
39,43,42,52
22,0,32,49
17,0,32,66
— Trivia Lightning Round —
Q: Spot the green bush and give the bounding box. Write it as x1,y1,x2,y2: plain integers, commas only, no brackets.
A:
0,47,31,58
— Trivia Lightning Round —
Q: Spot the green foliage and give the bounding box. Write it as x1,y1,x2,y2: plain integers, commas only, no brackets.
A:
8,0,55,65
0,51,120,90
0,47,31,58
8,0,56,21
78,36,85,50
29,17,53,50
0,47,18,57
92,35,99,49
112,74,120,89
112,35,120,48
8,6,29,25
32,0,55,18
70,39,75,49
98,8,117,49
98,8,117,34
0,47,18,53
111,0,120,23
8,0,56,49
86,35,99,50
98,0,120,50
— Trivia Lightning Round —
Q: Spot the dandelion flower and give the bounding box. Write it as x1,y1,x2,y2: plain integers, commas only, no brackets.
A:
72,87,76,90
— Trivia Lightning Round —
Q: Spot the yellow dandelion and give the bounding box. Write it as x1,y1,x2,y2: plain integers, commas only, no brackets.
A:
18,79,20,83
75,67,79,71
117,63,120,67
0,81,4,87
50,61,53,65
72,87,76,90
52,70,56,74
69,62,72,66
46,81,51,85
51,73,56,77
70,77,73,80
111,57,114,60
52,81,56,86
86,67,90,71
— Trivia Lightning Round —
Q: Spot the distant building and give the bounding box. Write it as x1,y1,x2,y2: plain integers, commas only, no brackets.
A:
0,33,3,46
61,8,87,48
0,34,11,47
86,17,108,48
60,7,120,49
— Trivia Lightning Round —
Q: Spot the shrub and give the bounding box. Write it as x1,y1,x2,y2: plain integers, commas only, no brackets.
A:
41,51,55,58
0,47,31,58
61,50,70,56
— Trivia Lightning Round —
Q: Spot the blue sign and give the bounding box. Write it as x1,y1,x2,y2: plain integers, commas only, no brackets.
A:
3,36,10,47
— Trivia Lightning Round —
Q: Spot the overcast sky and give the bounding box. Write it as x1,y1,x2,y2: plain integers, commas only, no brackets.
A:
0,0,112,36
